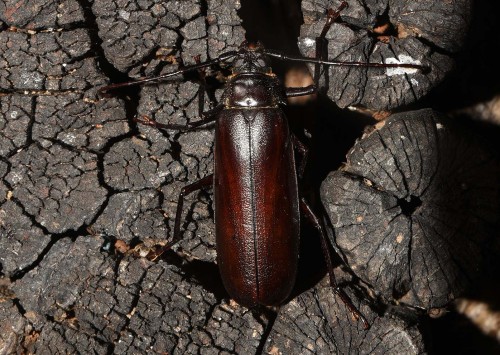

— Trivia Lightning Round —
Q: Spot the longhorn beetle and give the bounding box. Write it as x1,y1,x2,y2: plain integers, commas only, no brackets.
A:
99,2,426,329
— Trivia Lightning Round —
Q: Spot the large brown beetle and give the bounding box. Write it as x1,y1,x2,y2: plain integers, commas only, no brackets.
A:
99,2,425,328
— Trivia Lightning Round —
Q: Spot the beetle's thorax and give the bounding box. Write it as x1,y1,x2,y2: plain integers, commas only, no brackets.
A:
223,73,285,108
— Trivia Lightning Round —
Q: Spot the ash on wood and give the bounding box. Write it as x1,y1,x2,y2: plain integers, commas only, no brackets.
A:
321,109,500,309
299,0,472,110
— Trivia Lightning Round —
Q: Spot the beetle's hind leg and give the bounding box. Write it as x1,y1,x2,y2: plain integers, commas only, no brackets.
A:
291,134,309,179
300,197,370,329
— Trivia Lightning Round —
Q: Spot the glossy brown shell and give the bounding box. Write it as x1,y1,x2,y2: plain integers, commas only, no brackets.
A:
214,107,300,307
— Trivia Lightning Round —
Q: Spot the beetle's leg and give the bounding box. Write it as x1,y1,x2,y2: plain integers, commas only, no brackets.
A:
136,104,223,132
292,134,309,179
300,197,370,329
193,55,219,115
318,2,348,44
314,2,348,85
137,56,222,133
170,174,213,247
285,85,317,98
148,174,213,261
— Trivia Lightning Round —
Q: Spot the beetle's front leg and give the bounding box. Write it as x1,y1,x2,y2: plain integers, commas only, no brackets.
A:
314,2,348,86
285,85,316,98
136,54,222,133
300,197,370,329
193,54,219,116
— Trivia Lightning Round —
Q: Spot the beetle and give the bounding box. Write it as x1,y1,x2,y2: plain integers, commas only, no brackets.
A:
99,2,425,329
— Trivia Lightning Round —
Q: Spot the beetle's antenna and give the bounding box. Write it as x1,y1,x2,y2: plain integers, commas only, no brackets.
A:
264,50,428,72
98,51,238,96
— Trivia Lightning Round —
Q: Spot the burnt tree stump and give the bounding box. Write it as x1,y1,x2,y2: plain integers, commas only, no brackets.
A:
321,109,500,309
299,0,472,110
1,0,498,354
266,278,425,354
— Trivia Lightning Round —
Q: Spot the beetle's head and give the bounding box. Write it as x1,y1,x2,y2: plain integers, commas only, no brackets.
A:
232,41,272,75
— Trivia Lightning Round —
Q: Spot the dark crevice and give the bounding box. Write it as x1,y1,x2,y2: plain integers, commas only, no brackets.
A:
238,0,303,78
392,279,411,300
169,140,182,161
200,0,209,27
25,96,36,147
0,156,12,194
77,0,133,84
12,297,26,315
65,309,76,319
359,2,372,17
398,195,422,217
128,236,142,249
9,235,67,281
292,222,327,299
414,35,455,57
429,310,500,355
239,0,302,52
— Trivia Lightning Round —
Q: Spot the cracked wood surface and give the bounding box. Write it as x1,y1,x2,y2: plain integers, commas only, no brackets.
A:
1,0,499,354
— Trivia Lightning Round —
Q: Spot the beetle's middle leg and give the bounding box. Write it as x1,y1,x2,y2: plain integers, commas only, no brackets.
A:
147,174,213,261
136,104,222,132
300,197,370,329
